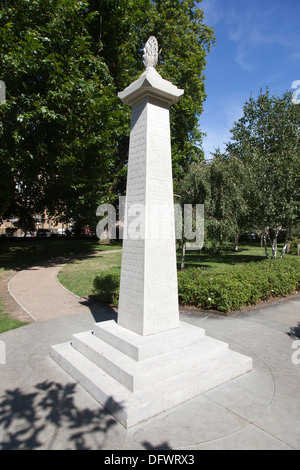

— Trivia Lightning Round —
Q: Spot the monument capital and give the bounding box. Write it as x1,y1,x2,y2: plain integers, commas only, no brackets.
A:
118,38,184,107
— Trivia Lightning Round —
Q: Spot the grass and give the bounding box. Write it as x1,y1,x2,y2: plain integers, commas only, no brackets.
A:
0,237,121,333
0,300,27,334
0,237,120,274
182,243,267,271
57,250,122,299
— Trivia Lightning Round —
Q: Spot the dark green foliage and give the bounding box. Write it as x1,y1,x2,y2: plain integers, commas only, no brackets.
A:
0,0,215,228
91,252,300,312
178,257,300,313
177,152,252,253
93,271,120,305
0,0,123,227
290,237,300,255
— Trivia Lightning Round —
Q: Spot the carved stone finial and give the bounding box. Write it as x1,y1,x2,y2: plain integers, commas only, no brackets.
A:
143,36,158,69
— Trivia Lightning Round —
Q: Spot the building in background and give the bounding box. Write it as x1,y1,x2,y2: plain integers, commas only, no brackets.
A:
0,212,70,237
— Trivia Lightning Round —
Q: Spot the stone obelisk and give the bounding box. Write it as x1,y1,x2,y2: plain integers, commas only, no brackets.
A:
117,36,183,336
51,37,253,429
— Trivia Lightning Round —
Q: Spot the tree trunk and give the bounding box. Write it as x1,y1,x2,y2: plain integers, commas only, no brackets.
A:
272,239,278,260
233,233,239,252
260,232,264,248
263,231,270,259
280,228,290,259
269,227,281,260
280,242,288,258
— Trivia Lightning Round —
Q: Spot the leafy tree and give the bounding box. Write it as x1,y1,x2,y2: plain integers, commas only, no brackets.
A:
209,150,254,251
227,88,300,259
177,150,252,257
0,0,215,232
0,0,124,229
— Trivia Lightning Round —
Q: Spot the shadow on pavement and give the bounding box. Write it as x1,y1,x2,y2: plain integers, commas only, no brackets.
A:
78,299,118,324
0,380,173,450
0,381,120,450
288,322,300,339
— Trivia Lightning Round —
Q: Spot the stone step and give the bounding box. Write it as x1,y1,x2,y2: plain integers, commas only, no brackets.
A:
92,320,205,361
70,329,228,392
50,341,253,429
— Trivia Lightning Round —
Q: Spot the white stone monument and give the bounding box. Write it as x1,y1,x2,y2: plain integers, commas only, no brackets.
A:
117,37,182,336
51,37,253,428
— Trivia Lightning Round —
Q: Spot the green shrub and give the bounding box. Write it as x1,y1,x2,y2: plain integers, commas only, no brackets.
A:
290,237,300,255
92,256,300,313
93,271,120,305
178,257,300,313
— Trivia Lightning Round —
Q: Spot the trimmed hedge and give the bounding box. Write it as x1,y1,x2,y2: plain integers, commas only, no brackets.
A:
93,271,120,305
177,257,300,313
93,256,300,313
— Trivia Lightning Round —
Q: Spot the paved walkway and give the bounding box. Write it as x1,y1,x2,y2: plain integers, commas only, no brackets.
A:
0,256,299,450
7,252,120,322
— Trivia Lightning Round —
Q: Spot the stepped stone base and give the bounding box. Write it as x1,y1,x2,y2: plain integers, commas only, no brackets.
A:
50,320,253,428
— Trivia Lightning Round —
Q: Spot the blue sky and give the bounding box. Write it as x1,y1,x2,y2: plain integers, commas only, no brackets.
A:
198,0,300,159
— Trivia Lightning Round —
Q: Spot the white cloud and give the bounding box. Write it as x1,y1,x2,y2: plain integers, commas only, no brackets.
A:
203,0,300,71
199,0,222,26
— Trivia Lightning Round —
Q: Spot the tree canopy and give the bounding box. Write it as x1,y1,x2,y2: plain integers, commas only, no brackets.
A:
0,0,215,232
227,88,300,258
177,150,252,253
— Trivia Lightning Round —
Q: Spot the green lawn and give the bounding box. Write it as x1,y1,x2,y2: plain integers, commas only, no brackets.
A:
57,249,122,299
181,243,267,271
0,237,120,273
0,300,27,333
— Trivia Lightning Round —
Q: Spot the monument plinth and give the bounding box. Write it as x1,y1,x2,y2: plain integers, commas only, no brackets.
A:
51,37,253,428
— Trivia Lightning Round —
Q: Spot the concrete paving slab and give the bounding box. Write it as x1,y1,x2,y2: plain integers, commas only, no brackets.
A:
198,424,294,450
0,301,299,450
205,354,275,423
1,258,299,450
